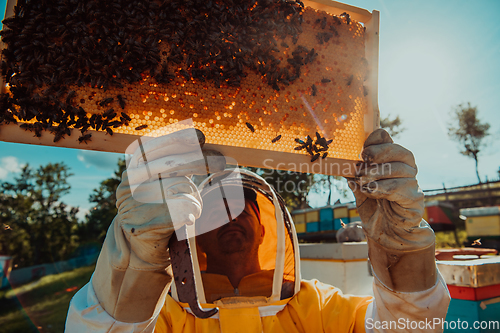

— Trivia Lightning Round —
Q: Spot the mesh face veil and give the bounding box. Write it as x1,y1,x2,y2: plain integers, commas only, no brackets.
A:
170,169,301,308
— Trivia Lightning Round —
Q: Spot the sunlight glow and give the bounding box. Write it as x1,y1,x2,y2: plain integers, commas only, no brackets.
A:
383,39,455,104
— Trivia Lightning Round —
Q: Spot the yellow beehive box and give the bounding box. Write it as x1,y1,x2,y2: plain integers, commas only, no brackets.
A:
465,215,500,237
306,210,320,223
293,213,306,224
295,223,307,234
0,0,379,177
334,206,348,219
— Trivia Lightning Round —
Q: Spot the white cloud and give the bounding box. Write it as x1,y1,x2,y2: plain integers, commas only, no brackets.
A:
77,151,121,170
0,156,24,180
76,207,90,222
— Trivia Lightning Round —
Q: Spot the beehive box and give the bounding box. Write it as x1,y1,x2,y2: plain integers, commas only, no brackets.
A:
0,0,379,176
445,298,500,333
333,205,349,219
305,209,320,223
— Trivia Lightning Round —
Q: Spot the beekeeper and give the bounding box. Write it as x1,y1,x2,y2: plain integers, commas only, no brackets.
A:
65,128,450,332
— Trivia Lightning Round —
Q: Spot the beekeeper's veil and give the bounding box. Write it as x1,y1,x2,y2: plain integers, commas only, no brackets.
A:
170,168,301,309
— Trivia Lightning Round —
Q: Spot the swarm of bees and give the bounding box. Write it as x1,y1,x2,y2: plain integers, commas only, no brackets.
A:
0,0,309,142
0,0,355,153
294,131,332,162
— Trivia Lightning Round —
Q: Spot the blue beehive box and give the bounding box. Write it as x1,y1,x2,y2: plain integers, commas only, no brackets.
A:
319,207,333,222
306,222,319,233
444,298,500,332
319,220,333,231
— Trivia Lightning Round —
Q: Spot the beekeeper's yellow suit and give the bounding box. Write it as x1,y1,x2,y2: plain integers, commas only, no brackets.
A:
65,130,450,333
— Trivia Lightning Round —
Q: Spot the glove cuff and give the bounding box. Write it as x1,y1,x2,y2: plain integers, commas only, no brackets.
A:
92,216,173,323
368,236,437,292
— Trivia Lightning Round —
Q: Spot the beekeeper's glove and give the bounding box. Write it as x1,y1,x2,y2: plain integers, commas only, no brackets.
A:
92,130,204,323
347,129,437,292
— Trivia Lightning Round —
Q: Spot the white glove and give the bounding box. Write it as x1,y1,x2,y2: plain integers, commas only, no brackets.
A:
347,129,437,292
92,130,204,323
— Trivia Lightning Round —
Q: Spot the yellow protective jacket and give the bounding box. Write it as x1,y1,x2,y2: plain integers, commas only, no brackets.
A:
65,169,450,333
156,279,371,333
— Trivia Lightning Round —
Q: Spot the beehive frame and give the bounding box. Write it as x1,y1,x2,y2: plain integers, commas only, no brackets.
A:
0,0,379,177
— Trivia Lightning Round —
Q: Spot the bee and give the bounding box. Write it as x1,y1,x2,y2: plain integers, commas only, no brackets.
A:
340,220,346,228
310,153,320,162
311,84,317,96
106,128,114,136
65,90,76,105
321,78,331,84
271,135,282,143
117,95,126,109
53,132,65,143
121,112,131,121
316,32,333,44
322,152,328,159
332,16,342,25
103,108,116,119
340,12,351,24
78,133,92,144
94,115,103,130
304,48,317,64
3,224,11,230
295,138,305,144
320,17,327,29
472,238,482,246
363,86,369,96
99,97,114,107
105,120,119,128
329,25,339,37
347,74,354,86
135,124,148,130
245,122,255,132
280,41,289,48
179,69,190,80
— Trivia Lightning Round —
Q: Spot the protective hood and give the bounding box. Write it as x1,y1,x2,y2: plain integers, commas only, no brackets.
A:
171,168,301,310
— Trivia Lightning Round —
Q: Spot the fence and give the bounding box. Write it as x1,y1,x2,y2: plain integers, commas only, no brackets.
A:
6,253,99,287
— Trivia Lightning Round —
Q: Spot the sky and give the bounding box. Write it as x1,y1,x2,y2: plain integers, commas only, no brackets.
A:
0,0,499,217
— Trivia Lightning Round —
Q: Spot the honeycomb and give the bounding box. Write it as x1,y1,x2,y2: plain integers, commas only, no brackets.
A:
1,0,370,161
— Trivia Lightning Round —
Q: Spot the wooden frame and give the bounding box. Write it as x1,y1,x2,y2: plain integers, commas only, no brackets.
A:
0,0,379,177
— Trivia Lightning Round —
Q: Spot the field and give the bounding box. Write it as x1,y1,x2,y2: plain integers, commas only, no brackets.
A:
0,265,94,333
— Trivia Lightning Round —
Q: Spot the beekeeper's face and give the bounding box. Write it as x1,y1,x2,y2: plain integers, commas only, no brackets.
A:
196,198,265,257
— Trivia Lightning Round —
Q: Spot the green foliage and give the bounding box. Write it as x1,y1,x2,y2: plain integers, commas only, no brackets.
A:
252,168,314,210
0,163,79,267
435,229,468,249
448,102,490,183
77,158,126,244
380,114,405,138
244,167,347,211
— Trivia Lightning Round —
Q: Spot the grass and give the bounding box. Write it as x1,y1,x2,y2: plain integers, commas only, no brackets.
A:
0,265,95,333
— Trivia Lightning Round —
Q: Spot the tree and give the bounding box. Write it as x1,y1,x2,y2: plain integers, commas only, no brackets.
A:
0,163,79,267
78,158,126,244
448,103,490,183
380,114,405,138
244,167,349,211
253,168,314,210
